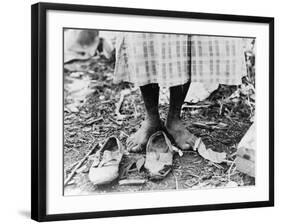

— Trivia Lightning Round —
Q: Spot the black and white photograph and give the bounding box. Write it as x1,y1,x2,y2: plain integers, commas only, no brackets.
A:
63,29,256,195
30,2,274,221
0,0,278,223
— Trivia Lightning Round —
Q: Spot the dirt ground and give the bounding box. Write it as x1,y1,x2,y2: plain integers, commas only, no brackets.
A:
63,57,255,196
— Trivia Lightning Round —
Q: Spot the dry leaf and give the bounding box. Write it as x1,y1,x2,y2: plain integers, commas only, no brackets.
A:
194,138,226,164
136,156,145,171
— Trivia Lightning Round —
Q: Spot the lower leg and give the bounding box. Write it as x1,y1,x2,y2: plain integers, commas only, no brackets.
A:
166,82,197,150
167,82,190,122
140,84,161,124
127,84,162,152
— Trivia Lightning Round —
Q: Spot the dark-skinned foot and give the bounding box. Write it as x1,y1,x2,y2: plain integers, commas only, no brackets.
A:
127,118,163,152
165,117,197,150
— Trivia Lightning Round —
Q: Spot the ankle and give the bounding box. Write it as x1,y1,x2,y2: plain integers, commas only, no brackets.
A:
166,114,181,126
146,114,161,124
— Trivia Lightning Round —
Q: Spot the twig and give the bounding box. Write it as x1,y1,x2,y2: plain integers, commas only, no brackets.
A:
66,160,79,172
223,159,234,164
227,161,236,181
182,104,211,109
118,179,147,185
225,114,235,124
186,172,201,179
100,100,111,104
108,117,123,126
120,130,129,138
192,122,220,130
172,172,179,190
71,148,79,154
64,141,98,186
85,117,103,125
220,102,224,115
115,89,131,120
209,161,224,169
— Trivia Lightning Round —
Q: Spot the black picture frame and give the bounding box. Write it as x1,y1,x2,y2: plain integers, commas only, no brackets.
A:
31,2,274,222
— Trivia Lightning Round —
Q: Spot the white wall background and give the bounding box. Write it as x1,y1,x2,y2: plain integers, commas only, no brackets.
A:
0,0,279,223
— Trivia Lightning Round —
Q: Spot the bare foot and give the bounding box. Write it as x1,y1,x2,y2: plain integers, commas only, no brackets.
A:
166,118,197,150
127,119,163,152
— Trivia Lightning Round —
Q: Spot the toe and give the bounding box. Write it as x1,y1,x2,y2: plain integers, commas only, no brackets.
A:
130,144,141,152
127,140,138,151
126,140,133,147
127,142,135,150
126,137,135,147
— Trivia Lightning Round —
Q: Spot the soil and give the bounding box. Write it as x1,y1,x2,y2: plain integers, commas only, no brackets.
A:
63,56,255,196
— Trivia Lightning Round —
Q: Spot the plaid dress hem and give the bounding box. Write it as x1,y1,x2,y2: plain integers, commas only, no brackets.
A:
114,33,247,87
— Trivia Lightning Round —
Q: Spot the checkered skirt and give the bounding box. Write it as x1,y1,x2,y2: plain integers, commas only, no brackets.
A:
114,32,246,87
